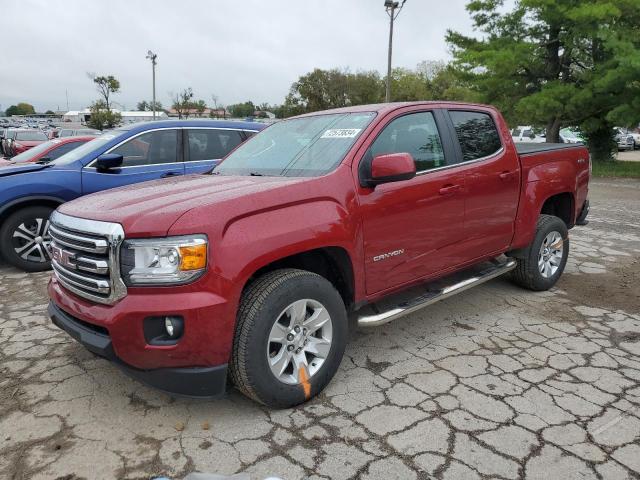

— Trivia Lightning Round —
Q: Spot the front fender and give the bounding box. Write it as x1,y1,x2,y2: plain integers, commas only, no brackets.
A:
218,199,359,289
0,169,82,217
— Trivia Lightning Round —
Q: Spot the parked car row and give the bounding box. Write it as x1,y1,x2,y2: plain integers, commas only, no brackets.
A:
0,120,100,159
512,124,640,150
0,129,48,157
0,119,264,271
0,136,95,167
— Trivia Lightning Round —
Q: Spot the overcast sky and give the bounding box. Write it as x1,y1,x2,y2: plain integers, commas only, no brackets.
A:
2,0,477,112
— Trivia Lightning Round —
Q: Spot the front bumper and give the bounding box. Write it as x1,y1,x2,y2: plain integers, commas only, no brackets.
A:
48,300,228,397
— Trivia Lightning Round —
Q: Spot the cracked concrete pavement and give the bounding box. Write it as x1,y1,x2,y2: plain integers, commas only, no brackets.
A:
1,178,639,480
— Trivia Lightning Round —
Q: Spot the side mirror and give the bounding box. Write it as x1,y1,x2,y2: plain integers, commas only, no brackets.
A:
96,153,123,171
38,156,51,164
362,153,416,187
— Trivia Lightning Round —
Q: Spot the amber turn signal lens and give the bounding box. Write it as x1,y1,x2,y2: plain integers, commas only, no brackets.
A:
179,244,207,270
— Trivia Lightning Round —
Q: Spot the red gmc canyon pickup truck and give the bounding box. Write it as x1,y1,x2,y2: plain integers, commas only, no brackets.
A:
47,102,590,407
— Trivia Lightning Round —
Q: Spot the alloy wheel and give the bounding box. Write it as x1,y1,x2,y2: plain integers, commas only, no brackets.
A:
538,231,563,278
12,218,51,263
267,298,333,385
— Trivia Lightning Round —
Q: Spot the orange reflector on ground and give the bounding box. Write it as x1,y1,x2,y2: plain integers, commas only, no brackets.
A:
179,244,207,270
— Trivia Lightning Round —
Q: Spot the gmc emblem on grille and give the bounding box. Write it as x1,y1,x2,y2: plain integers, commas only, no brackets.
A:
51,245,77,270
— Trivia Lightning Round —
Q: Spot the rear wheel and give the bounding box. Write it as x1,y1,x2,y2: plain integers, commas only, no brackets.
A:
0,206,53,272
230,268,347,408
510,214,569,291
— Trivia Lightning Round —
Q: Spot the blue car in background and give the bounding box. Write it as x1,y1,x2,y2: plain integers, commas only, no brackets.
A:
0,120,265,271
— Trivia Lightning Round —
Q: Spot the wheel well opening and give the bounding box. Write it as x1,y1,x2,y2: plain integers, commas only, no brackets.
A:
541,193,574,227
0,199,61,226
249,247,355,310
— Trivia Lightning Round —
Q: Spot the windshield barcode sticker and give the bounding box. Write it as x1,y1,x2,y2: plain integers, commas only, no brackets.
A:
321,128,361,139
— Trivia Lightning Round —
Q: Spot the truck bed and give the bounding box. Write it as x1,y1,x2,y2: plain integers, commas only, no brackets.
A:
515,142,585,155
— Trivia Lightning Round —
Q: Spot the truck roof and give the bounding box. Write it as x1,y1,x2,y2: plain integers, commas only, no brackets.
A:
294,101,495,118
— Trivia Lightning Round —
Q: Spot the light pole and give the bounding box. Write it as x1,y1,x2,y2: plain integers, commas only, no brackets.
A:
384,0,406,103
146,50,158,119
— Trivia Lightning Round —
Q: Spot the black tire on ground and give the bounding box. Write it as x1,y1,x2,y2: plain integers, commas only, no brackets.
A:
576,200,589,226
0,206,54,272
510,214,569,291
230,268,348,408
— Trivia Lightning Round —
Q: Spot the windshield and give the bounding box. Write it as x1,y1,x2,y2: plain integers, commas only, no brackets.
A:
52,130,124,166
10,140,56,163
215,113,375,177
15,131,47,141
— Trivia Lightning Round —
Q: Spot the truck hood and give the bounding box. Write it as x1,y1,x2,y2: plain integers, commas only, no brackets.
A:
0,163,48,177
58,174,309,236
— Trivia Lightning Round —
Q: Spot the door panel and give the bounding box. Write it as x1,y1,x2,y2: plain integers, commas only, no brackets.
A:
358,110,467,295
81,129,184,194
447,110,520,256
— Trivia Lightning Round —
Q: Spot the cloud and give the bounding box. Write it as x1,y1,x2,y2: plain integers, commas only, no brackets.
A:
1,0,474,112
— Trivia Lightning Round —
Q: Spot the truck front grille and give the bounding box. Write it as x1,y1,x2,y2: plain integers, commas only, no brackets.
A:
49,211,127,305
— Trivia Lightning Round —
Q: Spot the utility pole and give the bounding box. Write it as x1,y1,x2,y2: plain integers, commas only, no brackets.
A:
65,89,69,111
384,0,406,103
146,50,158,119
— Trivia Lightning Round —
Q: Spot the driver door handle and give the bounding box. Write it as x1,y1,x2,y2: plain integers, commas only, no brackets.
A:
439,184,461,195
161,171,183,178
499,170,515,180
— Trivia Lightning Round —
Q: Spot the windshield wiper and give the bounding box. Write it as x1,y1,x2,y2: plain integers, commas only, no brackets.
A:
249,171,264,176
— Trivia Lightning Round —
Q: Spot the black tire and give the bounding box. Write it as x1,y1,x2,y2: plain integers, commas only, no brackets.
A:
510,214,569,291
230,268,348,408
0,206,54,272
576,200,589,226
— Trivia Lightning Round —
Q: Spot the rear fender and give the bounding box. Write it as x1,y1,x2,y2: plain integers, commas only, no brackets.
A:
511,158,578,249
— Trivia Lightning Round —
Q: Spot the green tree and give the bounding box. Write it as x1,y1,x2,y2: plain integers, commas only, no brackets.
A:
171,88,195,119
87,100,121,130
447,0,640,160
5,103,36,116
228,101,256,118
194,99,207,117
89,74,120,111
347,71,384,105
45,110,55,115
137,100,163,112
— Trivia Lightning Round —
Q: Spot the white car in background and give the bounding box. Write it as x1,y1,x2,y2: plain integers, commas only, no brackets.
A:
560,128,584,144
615,127,640,150
511,126,546,143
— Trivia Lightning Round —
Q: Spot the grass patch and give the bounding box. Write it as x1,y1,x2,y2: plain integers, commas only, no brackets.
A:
592,160,640,178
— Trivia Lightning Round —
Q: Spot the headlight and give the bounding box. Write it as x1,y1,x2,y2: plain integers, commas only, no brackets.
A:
120,235,207,285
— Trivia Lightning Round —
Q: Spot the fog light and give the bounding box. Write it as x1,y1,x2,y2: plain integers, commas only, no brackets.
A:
164,316,184,339
165,317,175,336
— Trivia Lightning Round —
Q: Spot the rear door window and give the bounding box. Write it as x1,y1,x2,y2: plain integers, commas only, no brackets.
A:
187,129,244,161
449,111,502,162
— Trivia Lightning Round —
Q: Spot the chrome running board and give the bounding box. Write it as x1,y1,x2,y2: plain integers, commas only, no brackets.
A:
357,257,517,327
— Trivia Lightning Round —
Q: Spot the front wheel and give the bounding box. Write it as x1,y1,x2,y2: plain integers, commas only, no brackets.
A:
510,214,569,291
0,206,54,272
230,269,347,408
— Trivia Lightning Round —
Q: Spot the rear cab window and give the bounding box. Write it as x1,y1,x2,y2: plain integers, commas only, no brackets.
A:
449,110,502,162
